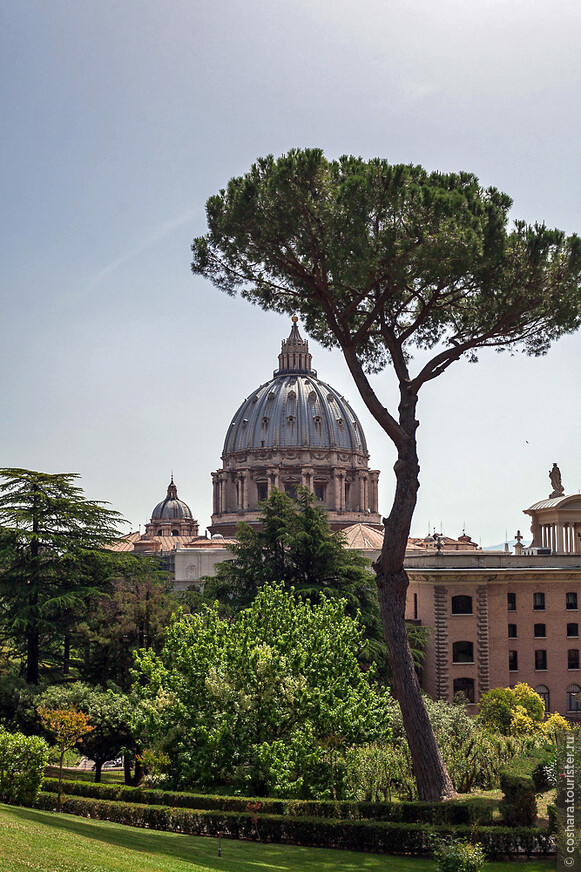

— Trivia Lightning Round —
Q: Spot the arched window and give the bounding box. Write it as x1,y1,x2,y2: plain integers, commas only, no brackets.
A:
452,641,474,663
451,595,473,615
534,685,550,713
171,529,179,536
453,677,475,703
567,684,581,712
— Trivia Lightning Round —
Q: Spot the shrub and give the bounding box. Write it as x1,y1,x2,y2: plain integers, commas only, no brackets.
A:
431,835,487,872
479,684,545,736
0,726,49,805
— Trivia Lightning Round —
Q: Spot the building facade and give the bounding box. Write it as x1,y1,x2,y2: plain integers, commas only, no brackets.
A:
405,488,581,720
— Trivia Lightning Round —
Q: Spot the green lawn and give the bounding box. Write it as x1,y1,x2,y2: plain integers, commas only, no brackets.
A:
0,803,555,872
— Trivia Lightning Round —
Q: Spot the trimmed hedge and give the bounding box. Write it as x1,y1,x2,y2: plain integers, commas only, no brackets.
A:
499,754,549,826
34,791,553,857
41,778,493,825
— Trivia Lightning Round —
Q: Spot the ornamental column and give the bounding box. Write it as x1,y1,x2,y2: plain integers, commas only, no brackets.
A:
359,472,368,512
302,467,313,491
369,471,379,513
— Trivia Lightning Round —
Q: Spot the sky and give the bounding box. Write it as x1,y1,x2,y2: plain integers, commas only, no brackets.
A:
1,0,580,546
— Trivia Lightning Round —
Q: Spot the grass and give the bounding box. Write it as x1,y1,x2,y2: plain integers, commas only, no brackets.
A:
0,803,555,872
45,765,126,784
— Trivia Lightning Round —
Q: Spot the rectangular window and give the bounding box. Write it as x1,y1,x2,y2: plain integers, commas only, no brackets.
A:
453,677,475,703
507,592,516,611
314,483,326,502
535,650,547,670
452,595,473,615
452,641,474,663
508,624,517,638
256,482,268,502
567,592,578,610
508,650,518,671
533,592,546,611
534,623,546,638
568,623,579,638
568,650,580,670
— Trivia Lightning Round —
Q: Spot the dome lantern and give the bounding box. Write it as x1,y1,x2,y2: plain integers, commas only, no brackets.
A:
274,316,315,376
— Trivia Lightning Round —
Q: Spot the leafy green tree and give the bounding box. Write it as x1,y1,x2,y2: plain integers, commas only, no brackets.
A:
192,149,581,799
204,487,385,666
74,556,175,691
38,682,135,783
0,469,124,684
133,582,391,797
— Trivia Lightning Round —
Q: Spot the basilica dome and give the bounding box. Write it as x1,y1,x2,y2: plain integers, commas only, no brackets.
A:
224,359,367,457
210,319,381,535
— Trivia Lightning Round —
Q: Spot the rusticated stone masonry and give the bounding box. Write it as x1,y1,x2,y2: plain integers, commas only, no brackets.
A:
476,584,490,697
433,585,449,701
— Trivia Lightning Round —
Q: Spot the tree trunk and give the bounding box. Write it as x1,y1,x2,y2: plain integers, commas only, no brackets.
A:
94,761,102,783
133,758,144,786
63,633,71,676
123,755,133,786
26,621,40,685
375,389,455,801
27,497,41,685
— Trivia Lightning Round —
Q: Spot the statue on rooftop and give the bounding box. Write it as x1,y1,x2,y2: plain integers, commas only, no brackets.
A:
549,463,565,498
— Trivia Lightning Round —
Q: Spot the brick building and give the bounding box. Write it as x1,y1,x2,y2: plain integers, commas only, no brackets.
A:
405,487,581,719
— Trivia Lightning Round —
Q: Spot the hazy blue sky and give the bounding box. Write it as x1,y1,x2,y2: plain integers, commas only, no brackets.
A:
2,0,580,545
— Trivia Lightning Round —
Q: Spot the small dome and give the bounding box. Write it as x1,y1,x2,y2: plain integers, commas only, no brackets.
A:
151,477,193,521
